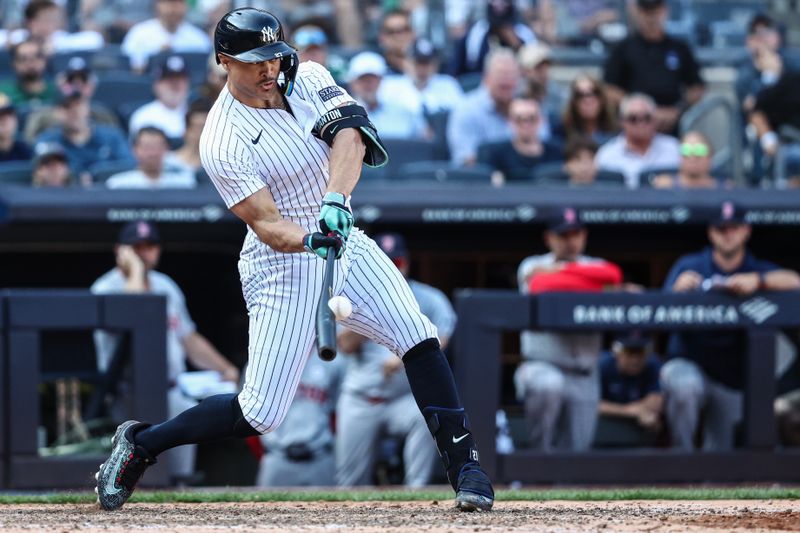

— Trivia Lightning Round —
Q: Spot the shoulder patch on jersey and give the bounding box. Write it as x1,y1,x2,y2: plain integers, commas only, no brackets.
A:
318,86,344,102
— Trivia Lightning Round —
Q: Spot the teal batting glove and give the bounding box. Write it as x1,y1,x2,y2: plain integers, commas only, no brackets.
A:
319,192,353,240
303,232,344,259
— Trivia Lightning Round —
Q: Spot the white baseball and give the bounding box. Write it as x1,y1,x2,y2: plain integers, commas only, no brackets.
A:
328,295,353,320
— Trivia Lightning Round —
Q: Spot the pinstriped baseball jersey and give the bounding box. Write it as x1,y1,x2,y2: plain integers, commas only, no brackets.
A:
199,61,438,434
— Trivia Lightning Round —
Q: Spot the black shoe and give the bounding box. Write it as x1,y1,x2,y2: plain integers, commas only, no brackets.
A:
455,463,494,512
95,420,156,511
423,407,495,512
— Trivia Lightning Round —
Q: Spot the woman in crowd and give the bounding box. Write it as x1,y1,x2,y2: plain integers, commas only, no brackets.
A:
559,74,617,146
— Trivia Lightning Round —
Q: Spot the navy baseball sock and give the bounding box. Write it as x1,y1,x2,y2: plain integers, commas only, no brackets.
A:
134,393,259,457
402,338,461,411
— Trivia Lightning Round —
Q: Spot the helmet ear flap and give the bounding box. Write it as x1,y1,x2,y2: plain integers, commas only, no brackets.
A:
280,54,299,96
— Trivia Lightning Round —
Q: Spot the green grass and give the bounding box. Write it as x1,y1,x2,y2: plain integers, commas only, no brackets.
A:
1,487,799,505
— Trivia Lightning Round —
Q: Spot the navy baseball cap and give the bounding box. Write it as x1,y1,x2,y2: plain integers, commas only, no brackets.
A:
63,56,91,80
32,142,68,167
156,55,189,79
546,207,584,234
710,200,747,227
412,38,438,62
118,220,161,245
614,330,651,351
373,233,408,259
637,0,665,9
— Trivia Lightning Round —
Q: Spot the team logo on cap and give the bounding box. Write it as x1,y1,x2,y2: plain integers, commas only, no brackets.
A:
380,235,396,253
564,207,577,223
137,222,151,239
722,201,734,220
262,26,277,44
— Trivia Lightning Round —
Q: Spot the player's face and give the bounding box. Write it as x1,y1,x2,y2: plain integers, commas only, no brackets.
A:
133,242,161,270
545,228,587,261
221,56,282,106
708,224,751,257
615,347,647,376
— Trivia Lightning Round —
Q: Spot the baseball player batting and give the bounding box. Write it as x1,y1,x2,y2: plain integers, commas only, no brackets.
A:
94,8,493,512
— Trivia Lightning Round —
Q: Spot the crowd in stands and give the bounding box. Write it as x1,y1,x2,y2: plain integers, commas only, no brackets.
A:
0,0,797,189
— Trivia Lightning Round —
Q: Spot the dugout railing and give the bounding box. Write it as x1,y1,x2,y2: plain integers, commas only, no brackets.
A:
453,290,800,484
0,291,170,489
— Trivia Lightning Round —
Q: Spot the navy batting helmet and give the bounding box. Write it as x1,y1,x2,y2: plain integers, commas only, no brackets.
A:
214,8,298,95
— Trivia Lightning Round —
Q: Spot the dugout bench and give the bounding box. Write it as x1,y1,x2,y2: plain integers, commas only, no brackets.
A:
454,291,800,484
0,291,169,489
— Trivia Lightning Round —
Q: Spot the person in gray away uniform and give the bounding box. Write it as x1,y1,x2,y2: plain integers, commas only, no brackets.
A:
257,353,345,486
336,233,456,487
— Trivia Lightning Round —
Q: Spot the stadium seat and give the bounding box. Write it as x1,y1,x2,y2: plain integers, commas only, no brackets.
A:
88,160,137,183
457,72,483,92
115,99,150,131
0,48,10,74
639,166,679,187
395,161,493,184
90,44,131,72
147,51,209,85
383,139,440,171
0,161,33,186
94,73,154,115
425,110,451,161
532,164,626,188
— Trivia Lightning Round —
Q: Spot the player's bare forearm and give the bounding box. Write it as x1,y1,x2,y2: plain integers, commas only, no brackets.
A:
598,400,638,418
764,269,800,290
182,332,239,381
326,128,366,197
231,188,308,253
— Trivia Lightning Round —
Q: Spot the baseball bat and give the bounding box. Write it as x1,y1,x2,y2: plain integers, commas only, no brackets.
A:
316,245,337,361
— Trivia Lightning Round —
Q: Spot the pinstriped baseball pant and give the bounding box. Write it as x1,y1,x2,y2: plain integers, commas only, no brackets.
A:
237,228,438,434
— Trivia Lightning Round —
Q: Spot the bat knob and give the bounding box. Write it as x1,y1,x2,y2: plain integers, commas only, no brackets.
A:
319,347,337,361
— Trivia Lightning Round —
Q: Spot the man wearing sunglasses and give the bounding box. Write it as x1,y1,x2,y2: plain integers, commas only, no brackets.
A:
660,201,800,451
595,92,680,188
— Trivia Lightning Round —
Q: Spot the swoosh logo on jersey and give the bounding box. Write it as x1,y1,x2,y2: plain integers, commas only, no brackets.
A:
252,130,263,144
452,433,469,444
328,125,339,136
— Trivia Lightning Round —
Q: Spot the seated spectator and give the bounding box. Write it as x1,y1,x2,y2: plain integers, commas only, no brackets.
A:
736,14,798,116
562,136,601,186
515,207,622,452
377,9,416,75
129,55,191,140
603,0,704,134
24,56,120,143
651,131,721,189
448,48,521,166
165,99,211,175
36,92,133,180
345,52,427,141
0,93,32,163
595,331,662,447
107,127,195,189
595,93,680,188
751,67,800,186
0,40,57,107
292,25,347,82
477,95,561,184
31,142,71,187
379,38,464,115
121,0,212,71
661,201,800,451
0,0,103,54
449,0,536,76
197,53,227,102
559,74,617,146
534,0,620,46
518,43,566,142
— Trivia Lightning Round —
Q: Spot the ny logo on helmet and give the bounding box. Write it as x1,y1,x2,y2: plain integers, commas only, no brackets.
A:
261,26,277,43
